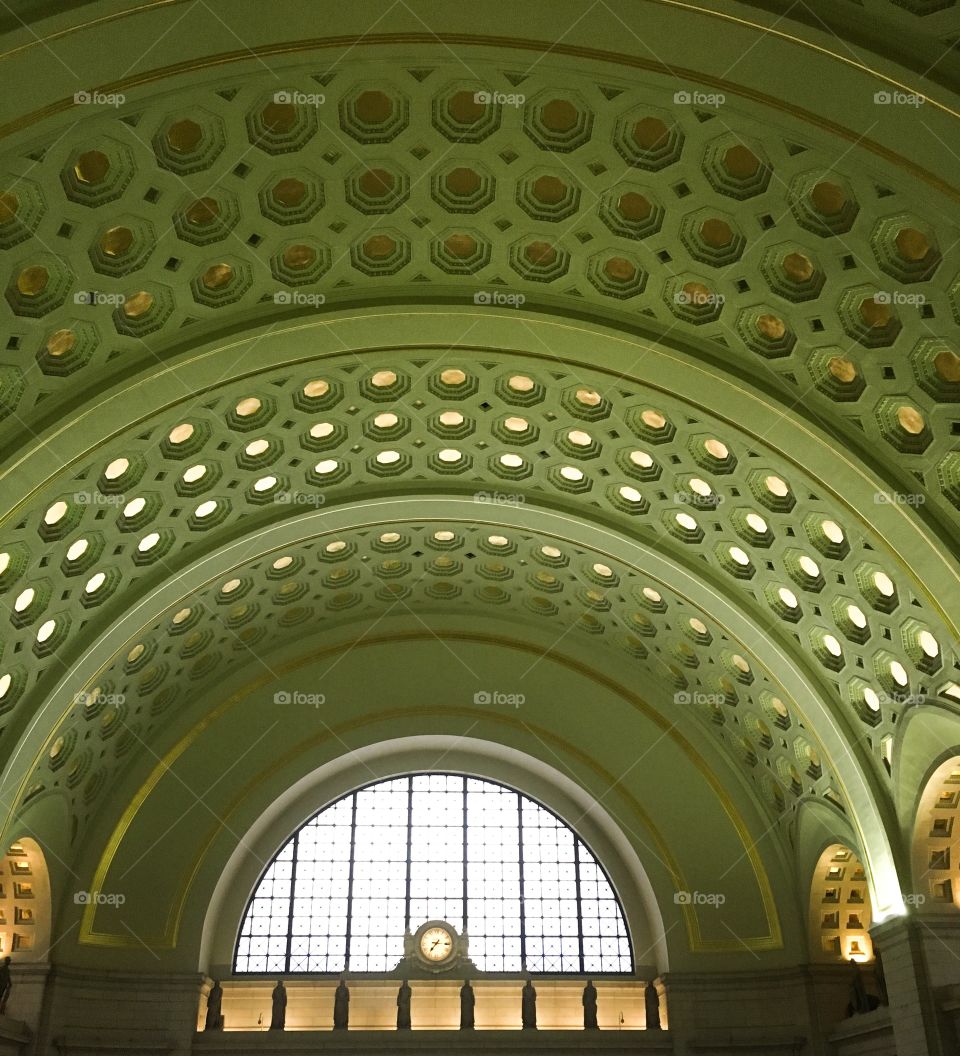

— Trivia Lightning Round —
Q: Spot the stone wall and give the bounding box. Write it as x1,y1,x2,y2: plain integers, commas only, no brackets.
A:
30,967,201,1056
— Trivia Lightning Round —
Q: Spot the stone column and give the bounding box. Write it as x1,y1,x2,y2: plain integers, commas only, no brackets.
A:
910,911,960,990
651,974,690,1056
2,962,48,1036
801,963,860,1056
911,911,960,1049
871,916,955,1056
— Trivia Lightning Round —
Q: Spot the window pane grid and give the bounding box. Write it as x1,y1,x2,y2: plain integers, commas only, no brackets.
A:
234,774,633,975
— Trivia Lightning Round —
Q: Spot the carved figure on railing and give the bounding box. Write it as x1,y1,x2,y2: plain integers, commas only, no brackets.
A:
583,979,598,1029
269,979,286,1030
521,977,537,1030
645,980,661,1030
204,980,223,1031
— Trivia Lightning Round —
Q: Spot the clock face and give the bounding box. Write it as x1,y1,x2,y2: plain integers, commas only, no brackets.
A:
419,925,454,962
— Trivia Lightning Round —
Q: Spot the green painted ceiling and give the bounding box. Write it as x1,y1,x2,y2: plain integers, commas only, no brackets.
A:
2,56,959,532
0,0,957,968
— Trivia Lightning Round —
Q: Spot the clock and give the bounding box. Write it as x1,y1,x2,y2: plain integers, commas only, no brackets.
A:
405,920,470,973
419,924,455,963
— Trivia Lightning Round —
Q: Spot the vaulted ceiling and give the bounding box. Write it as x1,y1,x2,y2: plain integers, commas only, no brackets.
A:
0,0,957,971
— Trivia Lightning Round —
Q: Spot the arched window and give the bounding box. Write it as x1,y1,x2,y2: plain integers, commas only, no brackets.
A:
234,774,633,975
